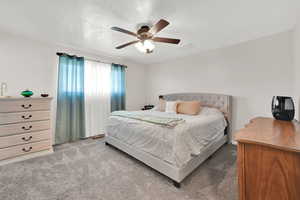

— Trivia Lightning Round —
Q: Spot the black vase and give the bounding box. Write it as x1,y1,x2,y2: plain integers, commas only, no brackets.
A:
271,96,295,121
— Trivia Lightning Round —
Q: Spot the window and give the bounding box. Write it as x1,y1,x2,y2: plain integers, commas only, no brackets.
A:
84,60,111,137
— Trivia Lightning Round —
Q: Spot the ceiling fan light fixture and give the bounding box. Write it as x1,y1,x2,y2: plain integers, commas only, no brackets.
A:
135,40,155,53
112,19,180,52
144,39,155,51
135,41,146,53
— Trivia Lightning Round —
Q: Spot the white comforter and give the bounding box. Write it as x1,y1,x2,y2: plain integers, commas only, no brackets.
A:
106,107,227,167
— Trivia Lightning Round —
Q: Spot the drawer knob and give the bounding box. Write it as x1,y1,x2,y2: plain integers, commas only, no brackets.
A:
21,104,32,109
22,115,32,120
22,136,33,141
22,147,32,152
22,125,32,130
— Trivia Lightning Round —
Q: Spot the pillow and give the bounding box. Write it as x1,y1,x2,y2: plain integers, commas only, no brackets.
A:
165,101,178,113
177,101,201,115
158,99,166,112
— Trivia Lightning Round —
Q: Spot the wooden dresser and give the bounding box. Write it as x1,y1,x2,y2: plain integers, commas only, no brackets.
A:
0,97,53,165
235,117,300,200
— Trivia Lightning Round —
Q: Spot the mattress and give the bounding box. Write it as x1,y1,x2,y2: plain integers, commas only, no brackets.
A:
106,107,227,167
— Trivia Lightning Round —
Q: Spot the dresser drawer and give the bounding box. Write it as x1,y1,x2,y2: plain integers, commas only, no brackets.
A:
0,140,51,161
0,99,51,113
0,120,50,136
0,130,51,149
0,111,50,125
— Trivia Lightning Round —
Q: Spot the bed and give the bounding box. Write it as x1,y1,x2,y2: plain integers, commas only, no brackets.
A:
105,93,232,188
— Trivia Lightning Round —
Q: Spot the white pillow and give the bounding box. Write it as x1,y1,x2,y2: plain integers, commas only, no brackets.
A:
165,101,178,113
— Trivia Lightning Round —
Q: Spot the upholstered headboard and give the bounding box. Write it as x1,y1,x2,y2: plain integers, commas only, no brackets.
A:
163,93,232,139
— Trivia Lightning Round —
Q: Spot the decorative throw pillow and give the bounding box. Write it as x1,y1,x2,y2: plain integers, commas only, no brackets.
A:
165,101,178,113
158,99,166,112
177,101,201,115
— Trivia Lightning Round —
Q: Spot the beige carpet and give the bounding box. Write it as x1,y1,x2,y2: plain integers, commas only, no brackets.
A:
0,139,237,200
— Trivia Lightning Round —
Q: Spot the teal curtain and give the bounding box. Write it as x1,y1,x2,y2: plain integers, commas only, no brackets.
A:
55,55,85,145
111,63,126,112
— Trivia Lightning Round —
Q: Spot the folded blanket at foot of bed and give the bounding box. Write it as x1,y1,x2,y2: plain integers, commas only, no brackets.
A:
111,111,185,127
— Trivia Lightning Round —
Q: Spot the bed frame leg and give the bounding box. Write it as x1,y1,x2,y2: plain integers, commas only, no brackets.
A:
173,181,181,188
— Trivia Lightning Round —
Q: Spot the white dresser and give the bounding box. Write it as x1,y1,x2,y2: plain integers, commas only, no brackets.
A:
0,97,53,164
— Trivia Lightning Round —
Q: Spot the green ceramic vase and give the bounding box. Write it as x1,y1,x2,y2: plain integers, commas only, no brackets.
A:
21,90,33,97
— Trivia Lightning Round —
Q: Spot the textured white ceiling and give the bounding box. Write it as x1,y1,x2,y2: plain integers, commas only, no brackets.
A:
0,0,297,64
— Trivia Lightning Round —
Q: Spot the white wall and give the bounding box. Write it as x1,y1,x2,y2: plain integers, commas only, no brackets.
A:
146,31,295,140
293,25,300,119
125,62,147,111
293,4,300,119
0,31,147,140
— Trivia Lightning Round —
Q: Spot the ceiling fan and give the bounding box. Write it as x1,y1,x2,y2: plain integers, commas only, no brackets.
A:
111,19,180,54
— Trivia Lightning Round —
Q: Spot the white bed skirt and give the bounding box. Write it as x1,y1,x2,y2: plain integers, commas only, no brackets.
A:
105,134,227,183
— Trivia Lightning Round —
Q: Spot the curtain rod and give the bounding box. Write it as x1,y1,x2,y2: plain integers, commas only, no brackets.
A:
56,52,127,68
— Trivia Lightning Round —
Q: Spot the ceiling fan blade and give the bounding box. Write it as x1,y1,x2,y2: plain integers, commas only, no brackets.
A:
111,27,137,37
149,19,170,35
152,37,180,44
115,40,140,49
